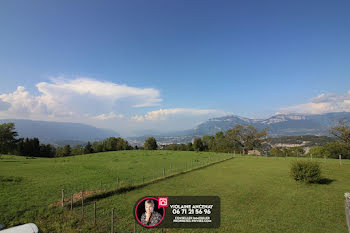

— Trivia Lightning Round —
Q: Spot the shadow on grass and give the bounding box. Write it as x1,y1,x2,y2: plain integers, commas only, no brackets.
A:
0,176,23,183
0,161,20,162
317,178,335,185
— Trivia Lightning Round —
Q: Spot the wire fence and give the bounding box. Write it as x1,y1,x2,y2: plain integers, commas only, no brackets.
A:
56,155,234,232
58,155,233,205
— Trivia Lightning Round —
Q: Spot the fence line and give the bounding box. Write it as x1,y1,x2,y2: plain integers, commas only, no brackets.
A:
58,154,234,232
59,154,234,208
345,193,350,233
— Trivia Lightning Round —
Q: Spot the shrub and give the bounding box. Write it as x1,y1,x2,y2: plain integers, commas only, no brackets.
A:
144,137,157,150
290,160,321,183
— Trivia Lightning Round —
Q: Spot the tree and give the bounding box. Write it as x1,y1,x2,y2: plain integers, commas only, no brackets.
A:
269,147,283,157
39,144,56,158
64,145,71,156
308,146,325,158
225,124,268,154
323,142,350,159
57,145,72,157
106,137,118,151
193,138,204,152
0,123,18,154
259,142,272,155
31,138,40,157
84,141,94,154
21,137,40,157
72,145,84,155
331,121,350,149
282,147,290,157
92,141,103,153
186,142,193,151
16,138,25,156
144,137,157,150
166,144,177,150
288,147,305,157
210,131,229,152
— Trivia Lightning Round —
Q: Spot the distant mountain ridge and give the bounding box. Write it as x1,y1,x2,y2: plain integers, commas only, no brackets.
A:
2,112,350,146
189,112,350,137
128,112,350,144
0,119,119,145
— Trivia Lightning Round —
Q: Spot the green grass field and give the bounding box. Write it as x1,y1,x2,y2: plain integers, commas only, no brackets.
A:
1,152,350,232
0,150,230,228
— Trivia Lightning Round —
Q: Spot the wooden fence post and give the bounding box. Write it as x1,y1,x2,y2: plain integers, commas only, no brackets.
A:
61,189,64,207
94,202,96,226
339,155,342,166
345,194,350,233
71,194,73,210
81,186,84,219
111,208,114,233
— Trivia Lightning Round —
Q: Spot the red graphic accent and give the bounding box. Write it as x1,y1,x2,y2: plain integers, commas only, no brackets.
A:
158,197,169,208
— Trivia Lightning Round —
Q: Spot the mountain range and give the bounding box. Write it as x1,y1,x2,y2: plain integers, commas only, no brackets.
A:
189,112,350,137
1,112,350,146
128,112,350,144
0,119,119,146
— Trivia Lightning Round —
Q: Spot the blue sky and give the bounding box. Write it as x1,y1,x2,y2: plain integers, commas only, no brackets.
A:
0,0,350,135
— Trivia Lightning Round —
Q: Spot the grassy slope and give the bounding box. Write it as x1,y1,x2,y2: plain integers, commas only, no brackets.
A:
0,151,230,227
50,156,350,233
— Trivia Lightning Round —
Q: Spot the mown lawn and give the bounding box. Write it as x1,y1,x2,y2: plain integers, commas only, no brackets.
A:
33,156,350,233
0,150,231,228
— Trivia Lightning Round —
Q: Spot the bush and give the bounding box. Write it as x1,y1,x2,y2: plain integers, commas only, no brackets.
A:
290,160,321,183
144,137,157,150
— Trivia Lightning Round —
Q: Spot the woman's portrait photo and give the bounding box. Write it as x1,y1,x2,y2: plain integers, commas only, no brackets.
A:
135,197,164,227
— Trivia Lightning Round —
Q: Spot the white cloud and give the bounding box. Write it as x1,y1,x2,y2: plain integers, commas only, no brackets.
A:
0,77,229,136
131,115,145,122
280,91,350,114
93,112,124,120
131,108,226,122
37,77,161,107
0,86,51,118
0,77,162,121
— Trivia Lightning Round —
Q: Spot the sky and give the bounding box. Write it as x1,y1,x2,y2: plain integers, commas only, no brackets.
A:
0,0,350,136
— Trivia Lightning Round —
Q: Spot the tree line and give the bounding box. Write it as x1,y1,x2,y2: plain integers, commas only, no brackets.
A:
0,122,163,158
0,123,133,158
165,121,350,159
165,124,268,153
269,121,350,159
269,142,350,159
1,121,349,159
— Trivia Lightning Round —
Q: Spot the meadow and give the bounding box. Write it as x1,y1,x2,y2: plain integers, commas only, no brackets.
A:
1,152,350,233
0,150,230,228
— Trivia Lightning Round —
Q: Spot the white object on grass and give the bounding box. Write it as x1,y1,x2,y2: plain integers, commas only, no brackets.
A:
0,223,39,233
